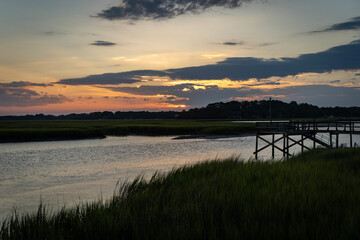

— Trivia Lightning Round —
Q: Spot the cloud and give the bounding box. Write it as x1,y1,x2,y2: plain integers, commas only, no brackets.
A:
265,85,360,107
0,81,52,87
104,84,259,106
0,87,70,107
257,42,279,47
58,40,360,86
247,81,280,86
96,0,255,21
57,70,168,85
311,16,360,33
167,96,176,101
42,31,66,36
330,80,340,83
105,83,360,107
222,41,245,46
168,39,360,80
90,40,116,46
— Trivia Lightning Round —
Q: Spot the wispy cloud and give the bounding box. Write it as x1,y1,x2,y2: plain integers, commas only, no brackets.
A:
57,70,169,85
42,31,66,36
221,41,245,46
310,16,360,33
104,84,254,106
0,87,70,107
199,53,224,59
257,42,279,47
90,40,116,46
0,81,52,88
96,0,256,22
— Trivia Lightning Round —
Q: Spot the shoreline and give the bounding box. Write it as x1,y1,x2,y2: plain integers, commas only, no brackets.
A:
171,132,256,140
0,120,256,143
0,132,257,144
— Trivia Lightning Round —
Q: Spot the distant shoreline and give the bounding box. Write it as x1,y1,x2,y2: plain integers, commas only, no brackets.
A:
0,120,256,143
171,133,256,140
0,133,257,144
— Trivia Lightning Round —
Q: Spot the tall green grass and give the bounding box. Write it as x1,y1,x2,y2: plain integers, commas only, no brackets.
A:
2,148,360,239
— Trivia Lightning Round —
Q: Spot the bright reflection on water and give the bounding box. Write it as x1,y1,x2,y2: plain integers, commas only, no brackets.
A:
1,134,359,221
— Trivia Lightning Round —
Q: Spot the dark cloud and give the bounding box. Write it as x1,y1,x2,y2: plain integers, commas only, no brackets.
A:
90,40,116,46
355,73,360,76
167,96,176,101
311,16,360,33
257,42,279,47
168,40,360,80
0,81,52,88
105,83,360,107
266,85,360,107
247,81,280,86
222,41,245,46
119,96,136,100
330,80,340,83
57,70,168,85
96,0,254,21
58,40,360,87
104,84,258,106
43,31,66,36
0,87,70,107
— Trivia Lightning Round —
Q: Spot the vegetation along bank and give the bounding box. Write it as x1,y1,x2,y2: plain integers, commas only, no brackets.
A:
2,148,360,239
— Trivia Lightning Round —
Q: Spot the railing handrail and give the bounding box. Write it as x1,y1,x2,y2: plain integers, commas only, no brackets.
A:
256,121,360,132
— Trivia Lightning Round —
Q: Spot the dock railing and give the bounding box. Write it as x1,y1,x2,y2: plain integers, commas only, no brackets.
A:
254,121,360,159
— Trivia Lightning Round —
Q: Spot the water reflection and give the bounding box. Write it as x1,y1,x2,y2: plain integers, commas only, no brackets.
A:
0,136,254,220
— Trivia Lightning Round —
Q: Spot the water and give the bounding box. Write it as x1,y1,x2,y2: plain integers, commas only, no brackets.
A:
1,134,359,221
0,135,255,221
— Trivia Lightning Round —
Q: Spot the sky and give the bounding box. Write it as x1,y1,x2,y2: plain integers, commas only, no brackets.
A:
0,0,360,115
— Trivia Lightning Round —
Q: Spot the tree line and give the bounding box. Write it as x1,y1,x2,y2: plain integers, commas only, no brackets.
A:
1,100,360,120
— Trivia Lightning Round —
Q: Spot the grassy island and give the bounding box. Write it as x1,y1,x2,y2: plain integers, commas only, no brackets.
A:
0,120,255,143
2,148,360,239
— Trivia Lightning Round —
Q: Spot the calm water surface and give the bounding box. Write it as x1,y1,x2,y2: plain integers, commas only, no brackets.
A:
0,135,255,221
1,134,359,221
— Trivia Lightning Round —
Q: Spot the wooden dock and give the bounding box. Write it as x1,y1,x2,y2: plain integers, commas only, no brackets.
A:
254,121,360,159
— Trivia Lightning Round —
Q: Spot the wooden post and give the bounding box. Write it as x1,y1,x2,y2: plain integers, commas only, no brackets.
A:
313,134,316,148
286,134,289,158
330,133,333,148
283,134,286,158
255,134,258,159
336,134,339,148
350,133,353,148
301,134,304,152
272,134,275,158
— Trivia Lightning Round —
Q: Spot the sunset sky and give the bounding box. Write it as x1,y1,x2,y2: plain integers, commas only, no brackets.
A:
1,0,360,115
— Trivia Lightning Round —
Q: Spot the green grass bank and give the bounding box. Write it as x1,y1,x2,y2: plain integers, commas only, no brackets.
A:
2,148,360,239
0,120,255,143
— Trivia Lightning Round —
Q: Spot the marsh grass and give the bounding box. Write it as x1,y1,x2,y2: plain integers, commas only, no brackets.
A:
2,148,360,239
0,120,255,142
